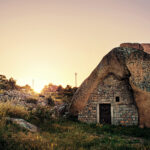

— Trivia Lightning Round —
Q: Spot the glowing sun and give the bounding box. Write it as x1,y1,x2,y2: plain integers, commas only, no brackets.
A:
32,80,47,93
33,85,43,93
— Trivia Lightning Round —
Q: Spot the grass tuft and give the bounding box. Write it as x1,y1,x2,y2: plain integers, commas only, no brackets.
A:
0,101,29,119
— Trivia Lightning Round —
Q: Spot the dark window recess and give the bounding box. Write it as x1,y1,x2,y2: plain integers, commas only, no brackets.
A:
116,96,120,102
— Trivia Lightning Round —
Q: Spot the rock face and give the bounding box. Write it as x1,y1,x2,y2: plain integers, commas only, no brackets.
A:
141,44,150,54
120,43,144,51
69,44,150,128
120,42,150,54
0,90,48,109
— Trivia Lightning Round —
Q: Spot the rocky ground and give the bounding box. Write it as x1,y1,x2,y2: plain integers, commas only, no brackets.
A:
0,90,49,110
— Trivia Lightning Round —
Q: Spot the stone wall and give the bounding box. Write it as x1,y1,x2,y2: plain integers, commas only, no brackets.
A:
78,74,138,125
113,105,138,125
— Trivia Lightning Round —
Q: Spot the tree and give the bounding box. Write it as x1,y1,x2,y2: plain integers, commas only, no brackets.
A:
0,75,8,90
57,85,63,92
8,77,16,89
21,84,34,93
61,85,78,104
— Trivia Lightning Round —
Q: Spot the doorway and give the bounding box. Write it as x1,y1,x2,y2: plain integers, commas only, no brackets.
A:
100,104,111,124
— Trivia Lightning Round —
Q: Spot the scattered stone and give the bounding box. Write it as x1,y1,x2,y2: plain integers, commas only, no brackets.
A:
6,117,38,132
58,103,68,115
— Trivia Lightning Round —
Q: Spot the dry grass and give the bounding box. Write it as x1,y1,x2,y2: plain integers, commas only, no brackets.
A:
8,132,52,150
0,101,29,119
0,89,4,94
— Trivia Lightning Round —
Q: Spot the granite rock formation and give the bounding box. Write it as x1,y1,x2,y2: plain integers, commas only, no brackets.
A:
120,43,144,51
120,43,150,54
69,43,150,128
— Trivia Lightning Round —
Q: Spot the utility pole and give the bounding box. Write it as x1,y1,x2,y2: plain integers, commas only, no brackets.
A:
75,72,77,87
32,79,34,89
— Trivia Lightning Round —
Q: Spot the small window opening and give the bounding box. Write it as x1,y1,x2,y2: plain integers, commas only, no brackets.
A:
116,96,120,102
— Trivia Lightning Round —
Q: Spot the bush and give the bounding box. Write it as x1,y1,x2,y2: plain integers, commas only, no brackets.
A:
46,96,54,106
26,98,38,104
60,86,78,104
29,106,52,122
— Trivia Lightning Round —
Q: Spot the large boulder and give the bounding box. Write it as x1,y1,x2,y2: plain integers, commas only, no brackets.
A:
69,44,150,128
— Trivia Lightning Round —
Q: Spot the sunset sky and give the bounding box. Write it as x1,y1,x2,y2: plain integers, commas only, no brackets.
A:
0,0,150,92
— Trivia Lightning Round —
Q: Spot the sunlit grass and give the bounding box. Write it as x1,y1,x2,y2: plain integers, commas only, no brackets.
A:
0,101,29,119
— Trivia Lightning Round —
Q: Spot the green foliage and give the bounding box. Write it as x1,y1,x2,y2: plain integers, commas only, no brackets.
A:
41,83,59,95
8,77,16,90
46,96,55,106
0,74,34,92
59,85,78,104
89,124,150,139
29,106,52,123
0,75,18,90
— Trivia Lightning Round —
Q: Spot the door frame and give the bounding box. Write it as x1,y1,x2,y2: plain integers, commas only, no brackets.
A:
97,103,113,124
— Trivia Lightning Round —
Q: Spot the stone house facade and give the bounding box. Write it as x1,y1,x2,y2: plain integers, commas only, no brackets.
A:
78,74,138,125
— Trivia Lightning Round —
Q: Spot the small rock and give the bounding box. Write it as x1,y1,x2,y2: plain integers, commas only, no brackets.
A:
6,117,38,132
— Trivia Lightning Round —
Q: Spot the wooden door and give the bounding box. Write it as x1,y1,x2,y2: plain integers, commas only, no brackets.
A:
100,104,111,124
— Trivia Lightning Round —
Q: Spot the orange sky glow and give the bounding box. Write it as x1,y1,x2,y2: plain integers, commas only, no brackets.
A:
0,0,150,92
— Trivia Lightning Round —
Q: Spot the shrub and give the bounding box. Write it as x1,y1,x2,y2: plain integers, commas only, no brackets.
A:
26,98,38,104
60,86,78,104
29,106,52,122
46,96,54,106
